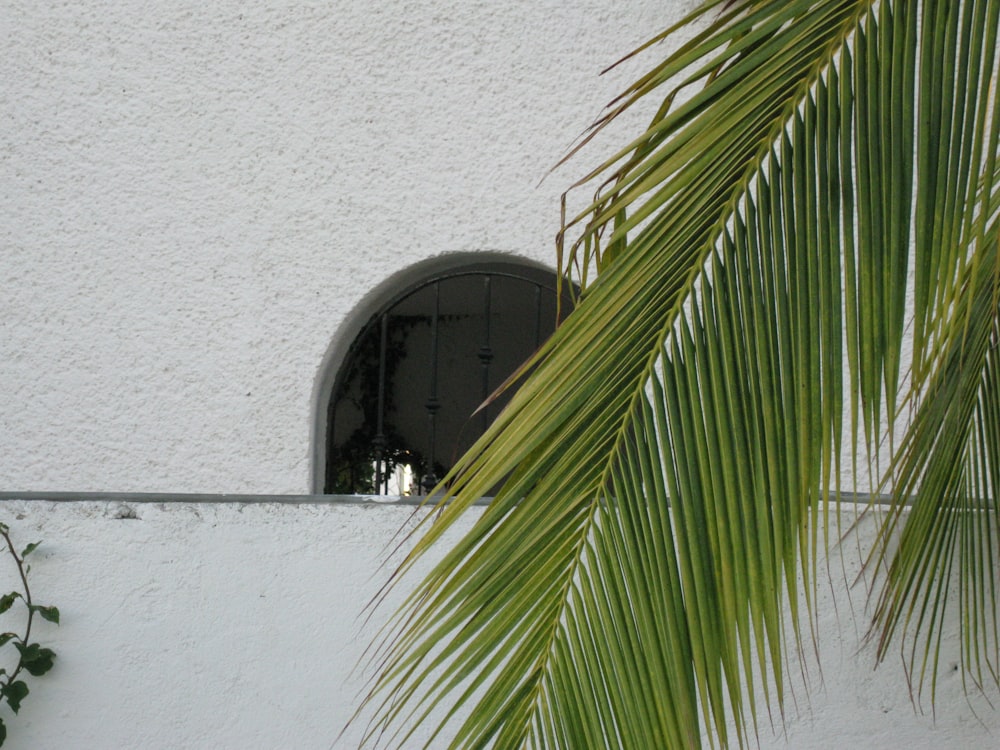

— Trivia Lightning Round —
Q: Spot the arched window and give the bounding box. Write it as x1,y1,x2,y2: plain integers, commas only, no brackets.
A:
324,260,572,495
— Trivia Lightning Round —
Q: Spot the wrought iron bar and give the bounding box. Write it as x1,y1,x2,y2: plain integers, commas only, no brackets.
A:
533,283,542,348
373,313,389,493
422,282,441,493
479,275,493,435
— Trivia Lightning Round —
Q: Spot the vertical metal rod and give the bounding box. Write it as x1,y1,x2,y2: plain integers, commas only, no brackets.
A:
533,283,542,348
373,314,389,493
478,275,493,435
325,390,339,493
422,282,441,493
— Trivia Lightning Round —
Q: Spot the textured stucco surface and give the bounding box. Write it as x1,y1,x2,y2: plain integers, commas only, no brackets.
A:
2,0,684,493
0,498,997,749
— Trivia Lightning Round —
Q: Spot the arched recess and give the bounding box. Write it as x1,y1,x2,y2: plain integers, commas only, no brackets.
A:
311,253,572,495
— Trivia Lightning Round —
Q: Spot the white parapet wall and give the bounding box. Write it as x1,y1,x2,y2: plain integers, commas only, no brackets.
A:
0,496,996,749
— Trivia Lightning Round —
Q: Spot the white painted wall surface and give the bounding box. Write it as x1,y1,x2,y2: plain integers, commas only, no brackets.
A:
0,497,997,749
1,0,685,494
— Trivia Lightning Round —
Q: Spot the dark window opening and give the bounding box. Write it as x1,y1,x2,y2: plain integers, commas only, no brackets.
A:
325,262,572,495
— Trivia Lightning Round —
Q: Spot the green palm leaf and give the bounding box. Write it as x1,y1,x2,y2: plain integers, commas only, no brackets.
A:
357,1,1000,747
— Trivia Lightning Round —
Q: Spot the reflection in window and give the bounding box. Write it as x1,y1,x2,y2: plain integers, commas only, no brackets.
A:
325,263,572,495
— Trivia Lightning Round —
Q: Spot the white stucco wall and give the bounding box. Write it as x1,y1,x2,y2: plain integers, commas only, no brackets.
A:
0,497,996,749
2,0,682,494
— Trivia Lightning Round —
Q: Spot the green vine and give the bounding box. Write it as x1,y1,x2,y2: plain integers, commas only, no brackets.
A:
0,523,58,746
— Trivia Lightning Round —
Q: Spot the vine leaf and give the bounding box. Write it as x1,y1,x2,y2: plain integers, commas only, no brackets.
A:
1,682,29,715
28,606,59,625
0,595,19,616
13,644,55,677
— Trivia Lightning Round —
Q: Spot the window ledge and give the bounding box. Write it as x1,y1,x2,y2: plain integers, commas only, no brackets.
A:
0,491,492,506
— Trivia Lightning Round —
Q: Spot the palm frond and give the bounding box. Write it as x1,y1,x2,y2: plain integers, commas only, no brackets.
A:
358,1,1000,747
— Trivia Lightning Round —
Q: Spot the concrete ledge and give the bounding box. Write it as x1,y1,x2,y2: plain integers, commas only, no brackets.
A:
0,490,485,506
0,490,436,505
0,490,891,506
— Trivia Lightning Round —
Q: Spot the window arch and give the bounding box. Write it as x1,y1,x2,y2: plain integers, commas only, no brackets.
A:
322,259,572,495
